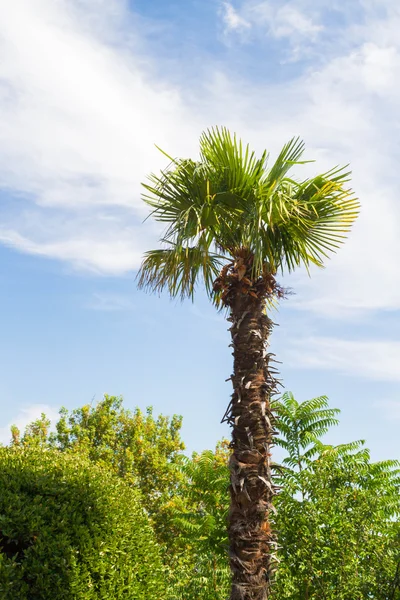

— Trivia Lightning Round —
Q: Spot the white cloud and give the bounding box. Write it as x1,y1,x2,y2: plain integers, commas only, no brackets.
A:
221,0,324,56
252,2,323,39
286,337,400,382
0,404,59,446
281,41,400,316
0,211,153,274
1,0,400,318
222,2,251,32
205,27,400,316
0,0,199,273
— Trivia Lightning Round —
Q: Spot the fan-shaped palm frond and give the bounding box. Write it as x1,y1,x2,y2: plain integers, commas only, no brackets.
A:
138,127,359,301
137,240,224,300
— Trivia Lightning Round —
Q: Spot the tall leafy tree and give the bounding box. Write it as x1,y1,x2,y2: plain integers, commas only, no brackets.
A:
273,393,400,599
10,396,185,545
138,127,359,599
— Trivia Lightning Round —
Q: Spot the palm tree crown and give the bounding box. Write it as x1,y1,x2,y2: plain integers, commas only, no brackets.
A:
138,127,359,302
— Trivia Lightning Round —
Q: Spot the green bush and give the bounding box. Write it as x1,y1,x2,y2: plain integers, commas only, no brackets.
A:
0,447,165,599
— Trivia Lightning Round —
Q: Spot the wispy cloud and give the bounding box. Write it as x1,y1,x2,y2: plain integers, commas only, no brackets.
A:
220,0,324,58
251,2,323,40
211,6,400,316
0,404,59,446
0,222,149,274
222,2,251,33
0,0,199,273
286,337,400,382
1,0,400,319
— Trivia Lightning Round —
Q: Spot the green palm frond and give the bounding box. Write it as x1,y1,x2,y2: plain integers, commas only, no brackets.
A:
137,240,224,300
263,136,308,186
139,127,359,300
199,126,268,197
252,167,359,273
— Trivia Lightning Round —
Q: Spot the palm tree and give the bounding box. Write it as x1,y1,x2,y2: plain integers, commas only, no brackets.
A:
138,127,359,600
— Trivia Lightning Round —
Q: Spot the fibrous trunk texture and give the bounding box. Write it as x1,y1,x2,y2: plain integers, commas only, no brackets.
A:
216,256,281,600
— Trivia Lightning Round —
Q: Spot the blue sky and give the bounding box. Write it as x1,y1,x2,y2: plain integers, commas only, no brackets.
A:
0,0,400,461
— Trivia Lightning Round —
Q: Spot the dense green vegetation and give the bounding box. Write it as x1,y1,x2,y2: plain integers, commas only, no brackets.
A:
0,446,165,599
3,393,399,599
273,393,400,599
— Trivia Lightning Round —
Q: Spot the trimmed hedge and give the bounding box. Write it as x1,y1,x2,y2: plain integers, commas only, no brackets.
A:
0,447,165,599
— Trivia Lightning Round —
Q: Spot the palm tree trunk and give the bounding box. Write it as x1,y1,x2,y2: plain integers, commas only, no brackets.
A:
219,265,281,600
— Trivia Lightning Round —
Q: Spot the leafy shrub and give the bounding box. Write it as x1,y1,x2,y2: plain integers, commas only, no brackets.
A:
165,447,230,600
0,447,165,599
10,396,185,547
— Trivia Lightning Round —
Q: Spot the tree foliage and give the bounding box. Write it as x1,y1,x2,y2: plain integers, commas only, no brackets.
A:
10,395,185,544
166,394,400,599
0,447,165,599
273,393,400,599
275,392,340,471
8,394,399,599
165,443,231,599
